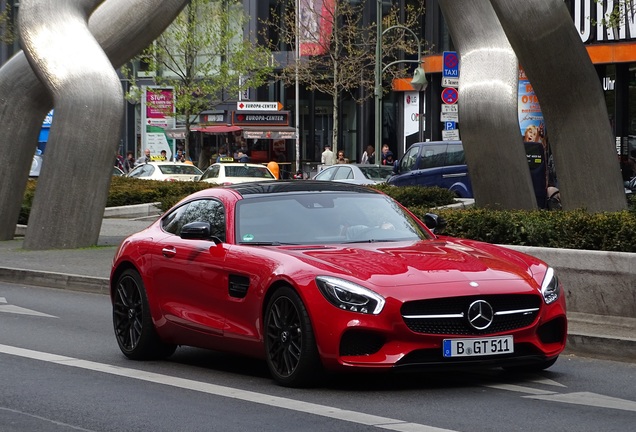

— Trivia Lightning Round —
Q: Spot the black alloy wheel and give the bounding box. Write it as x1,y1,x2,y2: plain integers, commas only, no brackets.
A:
264,286,322,387
112,269,176,360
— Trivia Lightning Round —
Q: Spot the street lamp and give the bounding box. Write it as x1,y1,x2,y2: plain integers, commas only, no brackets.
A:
374,0,428,163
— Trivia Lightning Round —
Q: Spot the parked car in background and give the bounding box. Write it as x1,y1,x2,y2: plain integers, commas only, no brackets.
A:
127,162,203,182
388,141,473,198
199,162,276,185
31,154,128,178
389,141,550,206
30,155,43,177
313,164,393,185
110,181,567,387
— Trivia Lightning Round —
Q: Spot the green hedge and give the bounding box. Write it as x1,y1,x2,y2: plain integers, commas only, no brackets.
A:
19,178,636,252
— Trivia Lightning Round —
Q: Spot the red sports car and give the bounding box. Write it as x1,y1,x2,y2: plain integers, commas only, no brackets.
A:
110,181,567,387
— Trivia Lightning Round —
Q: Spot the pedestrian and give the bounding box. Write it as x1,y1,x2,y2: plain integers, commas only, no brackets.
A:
335,150,349,164
135,148,151,166
216,146,228,163
361,145,376,164
237,151,249,163
321,144,335,166
381,144,390,165
159,150,167,161
383,151,394,166
175,149,187,163
122,151,135,173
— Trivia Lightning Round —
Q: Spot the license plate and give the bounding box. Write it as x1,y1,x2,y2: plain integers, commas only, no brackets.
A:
443,335,514,358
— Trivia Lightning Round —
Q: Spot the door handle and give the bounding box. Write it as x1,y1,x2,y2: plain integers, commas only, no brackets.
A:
162,247,177,258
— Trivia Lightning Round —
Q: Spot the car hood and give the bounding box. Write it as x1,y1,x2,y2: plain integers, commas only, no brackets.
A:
277,239,538,291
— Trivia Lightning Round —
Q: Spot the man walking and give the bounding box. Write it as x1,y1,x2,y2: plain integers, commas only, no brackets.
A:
321,144,334,166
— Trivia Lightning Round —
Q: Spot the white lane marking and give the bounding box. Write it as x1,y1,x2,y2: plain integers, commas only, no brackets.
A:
526,392,636,412
0,407,97,431
0,344,455,432
0,297,57,318
483,383,557,395
527,377,567,387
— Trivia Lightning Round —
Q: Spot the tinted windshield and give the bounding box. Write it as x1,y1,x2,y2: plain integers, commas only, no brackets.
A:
359,166,393,181
225,165,275,179
235,192,431,245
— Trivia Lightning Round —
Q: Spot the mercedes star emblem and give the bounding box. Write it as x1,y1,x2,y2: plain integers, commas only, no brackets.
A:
467,300,494,330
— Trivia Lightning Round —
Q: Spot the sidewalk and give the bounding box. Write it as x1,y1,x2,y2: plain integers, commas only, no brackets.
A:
0,212,634,364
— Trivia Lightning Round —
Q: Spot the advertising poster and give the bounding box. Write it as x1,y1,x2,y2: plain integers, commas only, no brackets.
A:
518,68,545,146
141,86,175,160
298,0,335,56
403,92,422,151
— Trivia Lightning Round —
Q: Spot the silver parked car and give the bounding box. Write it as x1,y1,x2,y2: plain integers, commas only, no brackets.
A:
313,164,393,185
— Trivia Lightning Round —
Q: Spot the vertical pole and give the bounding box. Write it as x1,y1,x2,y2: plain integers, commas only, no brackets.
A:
374,0,382,165
295,0,301,172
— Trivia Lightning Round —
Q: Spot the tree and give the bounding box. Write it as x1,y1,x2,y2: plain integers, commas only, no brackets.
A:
125,0,272,168
266,0,425,154
593,0,635,29
0,4,15,45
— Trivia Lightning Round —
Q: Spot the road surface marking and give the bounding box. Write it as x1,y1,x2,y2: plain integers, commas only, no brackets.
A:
0,297,57,318
526,392,636,412
0,344,455,432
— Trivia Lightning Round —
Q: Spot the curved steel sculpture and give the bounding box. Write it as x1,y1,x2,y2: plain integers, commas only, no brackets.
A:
438,0,537,210
0,0,188,248
438,0,626,212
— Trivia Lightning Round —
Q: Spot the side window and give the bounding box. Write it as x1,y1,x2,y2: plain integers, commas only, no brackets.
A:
400,146,420,173
420,145,448,169
161,199,226,241
162,204,190,234
445,144,466,165
315,167,335,180
333,167,353,180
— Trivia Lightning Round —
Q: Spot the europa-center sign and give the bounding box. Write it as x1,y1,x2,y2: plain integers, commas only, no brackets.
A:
232,111,290,126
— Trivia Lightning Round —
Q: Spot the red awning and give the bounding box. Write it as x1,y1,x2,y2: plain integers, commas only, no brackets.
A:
193,125,242,133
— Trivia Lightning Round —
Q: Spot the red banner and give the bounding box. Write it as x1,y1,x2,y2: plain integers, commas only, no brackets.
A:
299,0,335,56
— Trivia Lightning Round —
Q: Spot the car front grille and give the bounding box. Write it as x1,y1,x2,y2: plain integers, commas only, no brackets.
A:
401,294,541,335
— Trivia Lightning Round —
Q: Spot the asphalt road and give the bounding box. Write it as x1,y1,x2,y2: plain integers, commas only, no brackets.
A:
1,282,635,432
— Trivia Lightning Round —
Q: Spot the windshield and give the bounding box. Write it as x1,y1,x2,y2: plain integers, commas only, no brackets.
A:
235,192,431,245
359,165,393,181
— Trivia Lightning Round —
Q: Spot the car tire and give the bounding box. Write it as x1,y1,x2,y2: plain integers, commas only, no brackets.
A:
264,286,323,387
503,356,558,373
112,269,176,360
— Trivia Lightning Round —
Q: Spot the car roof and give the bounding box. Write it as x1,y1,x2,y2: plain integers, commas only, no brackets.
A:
225,180,382,197
213,163,269,168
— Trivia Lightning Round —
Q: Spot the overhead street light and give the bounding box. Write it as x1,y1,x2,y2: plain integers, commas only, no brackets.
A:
374,0,428,163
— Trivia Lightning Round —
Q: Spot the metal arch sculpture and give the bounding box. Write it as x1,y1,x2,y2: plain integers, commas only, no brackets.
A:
0,0,189,249
438,0,626,212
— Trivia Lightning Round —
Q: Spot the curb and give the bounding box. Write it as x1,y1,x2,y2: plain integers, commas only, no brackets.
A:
0,267,109,295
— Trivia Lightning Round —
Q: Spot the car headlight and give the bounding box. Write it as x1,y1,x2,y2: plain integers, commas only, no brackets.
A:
540,267,560,304
315,276,385,315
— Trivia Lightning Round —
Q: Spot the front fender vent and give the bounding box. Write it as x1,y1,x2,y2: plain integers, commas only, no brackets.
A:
228,275,250,298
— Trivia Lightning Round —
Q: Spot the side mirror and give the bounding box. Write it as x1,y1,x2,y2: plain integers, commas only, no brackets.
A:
180,221,222,244
392,160,400,175
424,213,447,234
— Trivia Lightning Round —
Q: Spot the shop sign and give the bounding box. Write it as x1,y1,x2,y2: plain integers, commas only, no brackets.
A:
574,0,636,43
236,101,283,111
243,130,297,140
233,111,290,126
